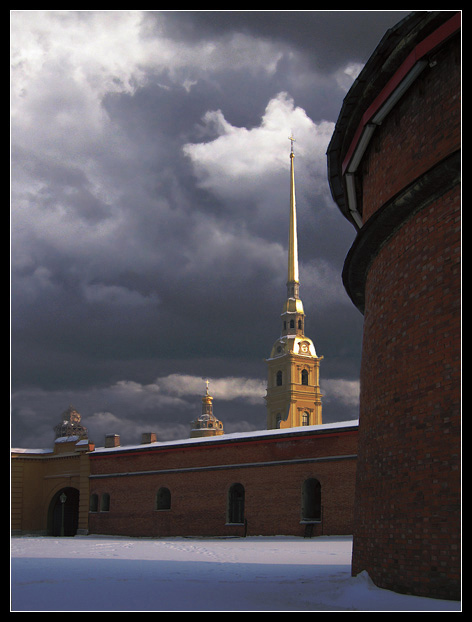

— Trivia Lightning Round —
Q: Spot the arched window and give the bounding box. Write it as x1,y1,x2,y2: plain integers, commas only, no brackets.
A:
298,319,302,330
301,478,321,521
276,370,283,386
302,411,310,426
301,369,309,385
227,483,245,524
100,493,110,512
290,319,295,329
156,487,171,510
89,493,99,512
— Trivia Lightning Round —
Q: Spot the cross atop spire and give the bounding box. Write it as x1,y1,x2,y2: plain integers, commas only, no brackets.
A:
289,134,296,155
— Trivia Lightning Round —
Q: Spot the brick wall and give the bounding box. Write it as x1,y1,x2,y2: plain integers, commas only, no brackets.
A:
361,35,460,224
353,187,460,599
351,31,461,601
88,428,358,538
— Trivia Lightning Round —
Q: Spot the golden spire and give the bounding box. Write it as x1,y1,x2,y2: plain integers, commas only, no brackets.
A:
278,136,305,337
287,135,300,299
202,379,212,404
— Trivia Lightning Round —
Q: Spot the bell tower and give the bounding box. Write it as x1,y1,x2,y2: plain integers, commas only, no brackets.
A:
265,137,323,429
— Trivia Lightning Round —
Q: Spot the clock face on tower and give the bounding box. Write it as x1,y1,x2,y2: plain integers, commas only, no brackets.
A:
299,341,310,354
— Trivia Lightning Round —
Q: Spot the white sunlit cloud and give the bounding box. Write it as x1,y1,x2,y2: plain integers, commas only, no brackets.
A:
110,374,267,406
155,374,266,404
11,11,285,124
111,373,357,412
183,91,334,202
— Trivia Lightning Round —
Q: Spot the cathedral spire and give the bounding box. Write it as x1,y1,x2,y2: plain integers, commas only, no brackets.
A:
287,135,299,298
281,137,304,337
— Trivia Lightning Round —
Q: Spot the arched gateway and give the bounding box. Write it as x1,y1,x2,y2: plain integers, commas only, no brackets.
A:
48,487,80,536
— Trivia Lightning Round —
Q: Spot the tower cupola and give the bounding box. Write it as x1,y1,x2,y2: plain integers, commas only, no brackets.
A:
53,405,88,440
190,381,224,438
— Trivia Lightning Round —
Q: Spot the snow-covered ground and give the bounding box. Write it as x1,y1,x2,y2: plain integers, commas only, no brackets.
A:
11,535,461,612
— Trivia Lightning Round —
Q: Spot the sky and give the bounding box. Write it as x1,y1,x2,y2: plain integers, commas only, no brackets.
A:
11,10,412,448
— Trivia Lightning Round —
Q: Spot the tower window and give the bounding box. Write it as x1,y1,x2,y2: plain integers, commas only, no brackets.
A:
298,319,302,330
290,319,295,329
302,411,310,426
301,369,308,385
276,370,283,386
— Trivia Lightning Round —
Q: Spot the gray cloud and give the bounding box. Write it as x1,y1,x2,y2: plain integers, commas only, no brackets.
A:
156,11,410,72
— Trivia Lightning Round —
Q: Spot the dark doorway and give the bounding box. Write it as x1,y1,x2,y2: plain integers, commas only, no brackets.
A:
228,483,245,524
156,487,171,510
48,487,80,536
301,478,321,521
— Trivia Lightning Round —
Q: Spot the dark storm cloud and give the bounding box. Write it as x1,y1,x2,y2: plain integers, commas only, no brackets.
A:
11,10,410,447
157,10,410,72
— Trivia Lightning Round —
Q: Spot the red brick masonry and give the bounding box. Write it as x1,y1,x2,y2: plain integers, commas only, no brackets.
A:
88,422,358,538
345,15,461,601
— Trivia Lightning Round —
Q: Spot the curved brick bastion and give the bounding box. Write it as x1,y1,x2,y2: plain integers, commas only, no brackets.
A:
327,11,461,600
